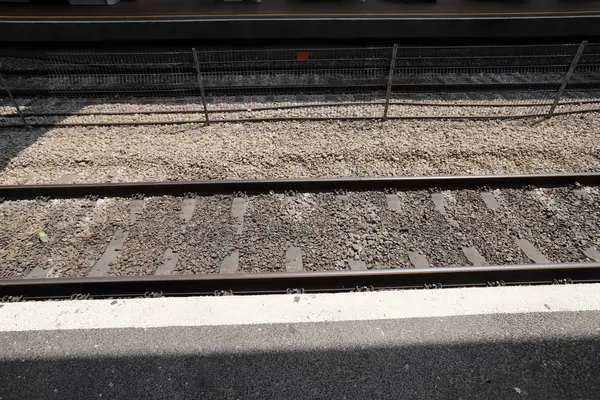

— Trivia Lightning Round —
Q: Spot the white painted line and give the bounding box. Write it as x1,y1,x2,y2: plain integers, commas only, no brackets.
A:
2,284,600,333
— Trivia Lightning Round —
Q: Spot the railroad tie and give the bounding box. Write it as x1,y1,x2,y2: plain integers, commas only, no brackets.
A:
155,249,178,276
220,250,239,274
462,246,489,267
408,251,430,269
285,246,303,273
336,193,350,202
88,199,142,276
88,228,129,277
386,193,402,213
583,247,600,262
180,197,197,225
431,193,459,228
573,188,598,202
129,199,144,225
480,192,501,211
348,259,367,271
58,174,77,184
515,239,550,264
153,197,197,275
25,266,54,279
231,197,247,235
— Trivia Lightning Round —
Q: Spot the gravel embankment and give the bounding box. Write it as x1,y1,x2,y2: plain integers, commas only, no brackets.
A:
0,113,599,185
1,187,598,278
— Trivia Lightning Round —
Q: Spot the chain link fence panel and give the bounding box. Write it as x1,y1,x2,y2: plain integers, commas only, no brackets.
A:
194,47,391,121
553,42,600,115
1,43,600,127
26,52,206,126
387,44,584,119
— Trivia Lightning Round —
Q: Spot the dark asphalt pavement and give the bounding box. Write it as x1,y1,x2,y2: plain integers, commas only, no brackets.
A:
1,311,599,399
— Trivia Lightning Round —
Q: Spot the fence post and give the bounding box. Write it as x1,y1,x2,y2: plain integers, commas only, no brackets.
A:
548,40,587,118
383,44,398,120
0,67,28,129
192,48,210,126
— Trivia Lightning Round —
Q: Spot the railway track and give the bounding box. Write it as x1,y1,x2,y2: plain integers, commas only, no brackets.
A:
1,173,600,300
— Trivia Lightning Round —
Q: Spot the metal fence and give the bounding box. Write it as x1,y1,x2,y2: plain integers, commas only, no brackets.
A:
1,42,600,128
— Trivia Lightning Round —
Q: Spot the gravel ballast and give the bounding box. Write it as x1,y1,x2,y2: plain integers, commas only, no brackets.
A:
0,113,599,184
107,197,181,277
0,198,129,278
172,195,237,275
1,187,598,278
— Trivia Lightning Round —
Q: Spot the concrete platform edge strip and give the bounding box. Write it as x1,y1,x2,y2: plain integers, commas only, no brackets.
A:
1,283,599,332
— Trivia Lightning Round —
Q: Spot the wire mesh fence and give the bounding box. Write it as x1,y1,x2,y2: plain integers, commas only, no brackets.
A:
1,52,205,127
196,47,390,121
386,43,584,119
553,42,600,115
0,69,28,127
1,42,600,127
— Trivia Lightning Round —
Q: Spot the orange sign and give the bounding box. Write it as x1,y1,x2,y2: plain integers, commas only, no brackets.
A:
296,52,309,61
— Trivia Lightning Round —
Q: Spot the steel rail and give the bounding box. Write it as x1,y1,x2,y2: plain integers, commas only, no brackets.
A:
1,263,599,300
1,173,599,201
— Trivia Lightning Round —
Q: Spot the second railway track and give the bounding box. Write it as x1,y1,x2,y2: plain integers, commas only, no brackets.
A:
1,174,599,296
